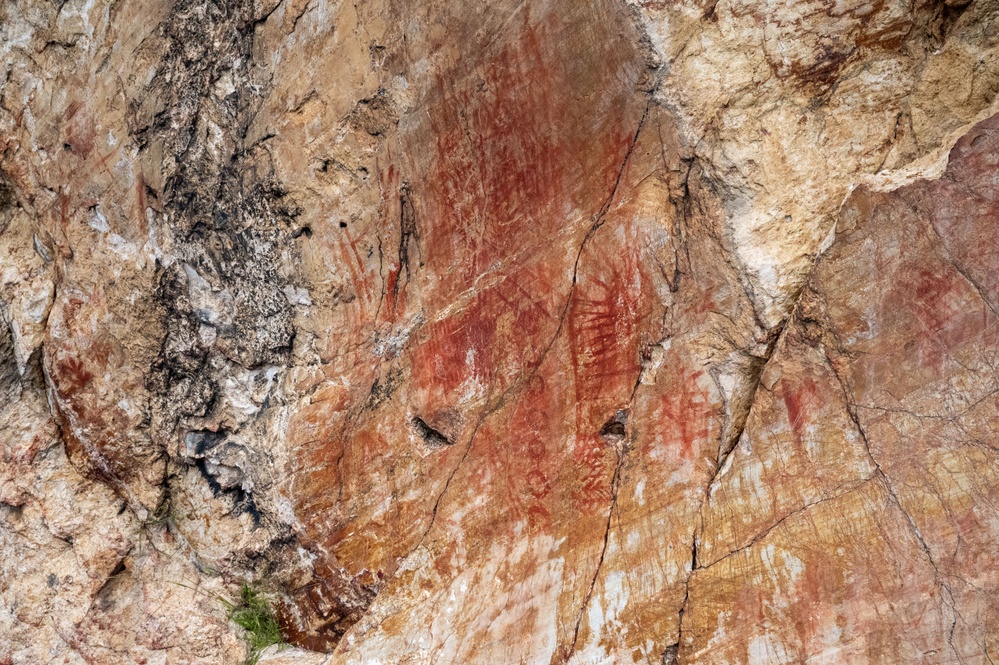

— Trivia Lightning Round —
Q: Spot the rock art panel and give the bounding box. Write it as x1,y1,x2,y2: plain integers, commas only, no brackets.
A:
2,0,999,663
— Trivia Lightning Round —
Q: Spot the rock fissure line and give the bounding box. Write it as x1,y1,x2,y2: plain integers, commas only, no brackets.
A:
525,80,662,396
697,477,876,571
558,83,672,663
674,218,859,660
565,312,661,661
413,77,662,557
824,344,967,663
925,213,999,320
417,410,489,546
566,443,625,661
703,314,789,498
668,536,697,665
6,0,999,660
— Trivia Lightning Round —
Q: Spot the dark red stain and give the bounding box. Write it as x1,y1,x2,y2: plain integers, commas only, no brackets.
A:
56,356,93,395
284,0,650,645
134,173,149,237
929,118,999,311
568,223,652,513
375,157,420,323
412,305,491,397
496,375,559,531
569,275,643,424
633,337,717,466
913,269,955,330
413,8,638,299
794,549,837,637
895,267,969,373
408,260,561,428
421,19,566,286
289,401,347,514
57,192,73,237
398,3,646,431
654,368,713,462
781,376,818,449
47,324,138,492
731,581,767,630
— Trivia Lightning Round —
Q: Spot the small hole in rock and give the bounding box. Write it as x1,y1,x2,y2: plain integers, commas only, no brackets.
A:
339,221,348,229
412,417,453,448
599,410,628,440
600,420,626,438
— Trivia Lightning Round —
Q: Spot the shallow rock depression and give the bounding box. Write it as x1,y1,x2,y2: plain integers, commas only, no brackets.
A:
2,0,999,663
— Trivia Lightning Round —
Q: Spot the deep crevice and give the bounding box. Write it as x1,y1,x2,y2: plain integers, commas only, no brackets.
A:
670,536,697,665
567,444,626,660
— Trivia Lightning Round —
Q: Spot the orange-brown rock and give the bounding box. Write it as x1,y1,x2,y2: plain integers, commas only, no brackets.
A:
686,114,999,664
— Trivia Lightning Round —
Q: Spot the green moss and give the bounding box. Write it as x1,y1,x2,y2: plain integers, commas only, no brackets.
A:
222,584,285,665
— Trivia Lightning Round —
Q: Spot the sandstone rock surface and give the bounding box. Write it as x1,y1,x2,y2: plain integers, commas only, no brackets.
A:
1,0,999,663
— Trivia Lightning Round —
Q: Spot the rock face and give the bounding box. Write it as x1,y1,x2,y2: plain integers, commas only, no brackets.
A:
1,0,998,663
688,115,999,663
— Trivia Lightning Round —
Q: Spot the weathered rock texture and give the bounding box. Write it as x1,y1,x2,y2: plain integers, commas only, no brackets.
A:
2,0,999,663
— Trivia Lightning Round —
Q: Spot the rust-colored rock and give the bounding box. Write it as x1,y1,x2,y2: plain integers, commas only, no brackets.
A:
2,0,999,663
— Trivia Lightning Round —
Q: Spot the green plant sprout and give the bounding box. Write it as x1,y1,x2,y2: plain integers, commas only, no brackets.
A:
220,584,286,665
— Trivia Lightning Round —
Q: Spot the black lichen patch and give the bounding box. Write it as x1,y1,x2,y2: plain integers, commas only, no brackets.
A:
367,367,402,409
195,456,262,527
132,0,299,428
0,318,19,399
186,429,228,457
0,174,15,209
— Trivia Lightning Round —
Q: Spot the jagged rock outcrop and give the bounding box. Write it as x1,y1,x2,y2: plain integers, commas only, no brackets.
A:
1,0,998,663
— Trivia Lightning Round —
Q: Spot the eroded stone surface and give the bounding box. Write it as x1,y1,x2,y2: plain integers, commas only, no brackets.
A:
687,114,999,663
2,0,998,663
